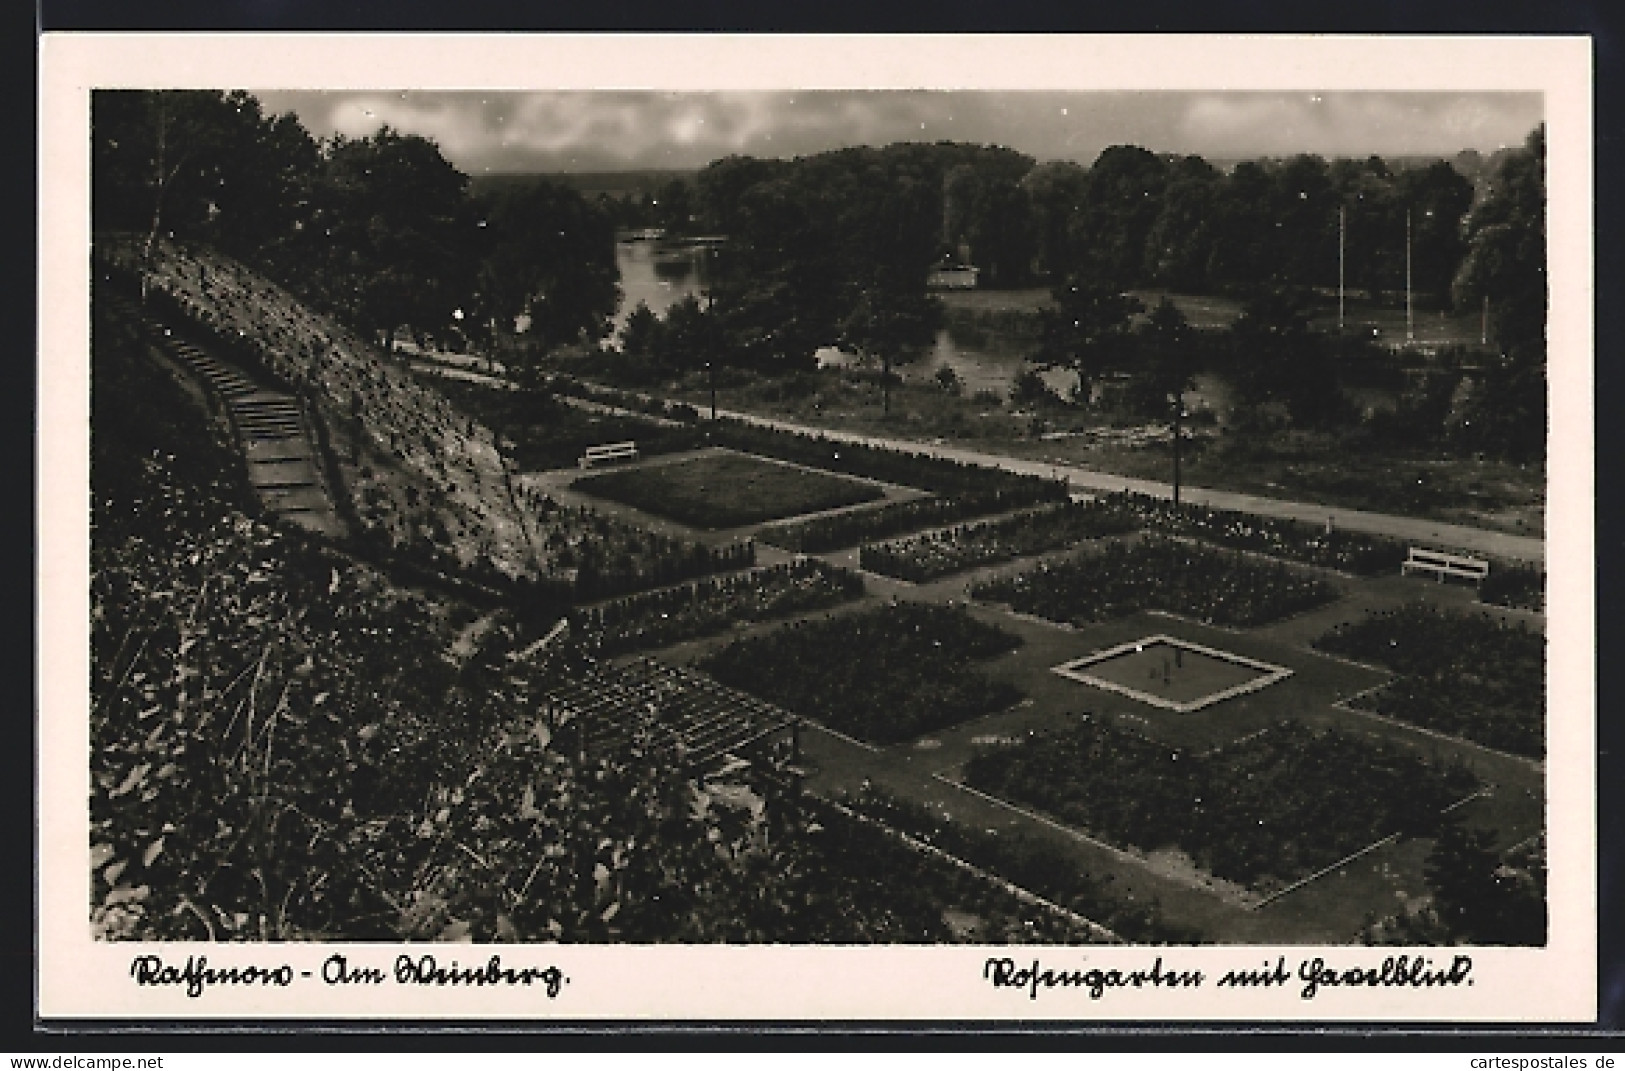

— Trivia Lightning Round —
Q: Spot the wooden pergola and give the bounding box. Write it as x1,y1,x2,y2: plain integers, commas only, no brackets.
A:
541,657,801,773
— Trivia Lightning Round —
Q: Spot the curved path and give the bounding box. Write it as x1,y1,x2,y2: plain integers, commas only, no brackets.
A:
706,406,1546,565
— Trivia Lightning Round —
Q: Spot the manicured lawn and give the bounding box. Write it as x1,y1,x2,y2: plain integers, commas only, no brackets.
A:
1057,637,1286,711
573,451,884,529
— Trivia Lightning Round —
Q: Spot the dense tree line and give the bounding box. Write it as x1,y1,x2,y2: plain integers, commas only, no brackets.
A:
671,130,1543,462
92,89,621,368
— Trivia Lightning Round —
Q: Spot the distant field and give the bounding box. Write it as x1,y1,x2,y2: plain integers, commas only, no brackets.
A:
573,451,884,529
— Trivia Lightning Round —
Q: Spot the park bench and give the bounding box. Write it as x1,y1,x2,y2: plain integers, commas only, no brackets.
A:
1401,546,1490,584
579,441,639,469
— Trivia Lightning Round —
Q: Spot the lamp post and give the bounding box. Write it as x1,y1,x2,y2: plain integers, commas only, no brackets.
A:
704,266,718,421
1170,389,1183,510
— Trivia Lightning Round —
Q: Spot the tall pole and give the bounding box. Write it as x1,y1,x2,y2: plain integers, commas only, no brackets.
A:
706,283,718,421
1338,204,1346,333
1481,294,1490,346
1405,209,1415,343
1171,394,1182,509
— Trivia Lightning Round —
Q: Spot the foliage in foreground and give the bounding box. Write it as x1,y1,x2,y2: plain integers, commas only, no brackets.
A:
1363,822,1546,947
89,302,1102,943
964,717,1479,892
699,602,1023,745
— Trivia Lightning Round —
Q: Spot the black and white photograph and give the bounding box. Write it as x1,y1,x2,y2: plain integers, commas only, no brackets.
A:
38,34,1595,1022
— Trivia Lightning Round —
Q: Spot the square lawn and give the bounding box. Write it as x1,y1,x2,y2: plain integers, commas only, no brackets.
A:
573,451,885,529
1054,635,1292,713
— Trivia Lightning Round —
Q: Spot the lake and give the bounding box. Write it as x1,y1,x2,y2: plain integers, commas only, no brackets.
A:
612,245,1385,420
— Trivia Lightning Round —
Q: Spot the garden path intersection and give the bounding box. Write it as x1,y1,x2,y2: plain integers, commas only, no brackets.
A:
546,430,1545,944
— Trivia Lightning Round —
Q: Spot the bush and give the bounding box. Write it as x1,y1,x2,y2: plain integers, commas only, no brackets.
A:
965,718,1479,891
1479,563,1545,612
841,787,1199,943
1103,492,1409,576
572,560,865,656
709,418,1064,500
699,602,1022,744
1314,604,1544,757
972,536,1341,628
860,498,1139,582
759,487,1060,553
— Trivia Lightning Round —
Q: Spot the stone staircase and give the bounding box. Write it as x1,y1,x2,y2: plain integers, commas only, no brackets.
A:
134,308,345,538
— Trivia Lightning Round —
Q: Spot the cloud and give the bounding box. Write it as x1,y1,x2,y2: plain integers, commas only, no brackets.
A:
1175,93,1541,158
256,90,1543,174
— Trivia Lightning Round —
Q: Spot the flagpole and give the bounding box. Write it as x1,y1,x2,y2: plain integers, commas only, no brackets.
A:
1338,205,1345,333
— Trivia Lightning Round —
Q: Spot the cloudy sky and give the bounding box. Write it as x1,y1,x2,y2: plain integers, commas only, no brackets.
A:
255,90,1543,174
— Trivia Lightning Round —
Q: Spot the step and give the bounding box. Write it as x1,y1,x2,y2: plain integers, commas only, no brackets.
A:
237,420,304,436
233,405,302,421
234,407,302,422
245,440,314,462
255,474,319,490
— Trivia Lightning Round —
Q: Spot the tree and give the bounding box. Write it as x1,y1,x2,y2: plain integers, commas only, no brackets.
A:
617,302,663,368
1021,160,1090,280
652,178,695,235
1396,161,1474,306
1421,817,1546,945
657,294,714,375
1270,155,1338,289
1072,146,1168,286
312,127,483,347
1228,289,1348,429
1208,161,1277,292
1449,126,1546,462
92,90,321,273
474,178,620,356
966,178,1037,287
1453,125,1545,353
1124,297,1196,417
1144,156,1221,292
840,271,943,414
1034,275,1145,403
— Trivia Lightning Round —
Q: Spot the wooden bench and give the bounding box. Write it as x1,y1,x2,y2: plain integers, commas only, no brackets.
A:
579,441,639,468
1402,546,1490,583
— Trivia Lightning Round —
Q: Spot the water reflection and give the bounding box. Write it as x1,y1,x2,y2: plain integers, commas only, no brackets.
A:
613,239,709,331
612,246,1255,421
